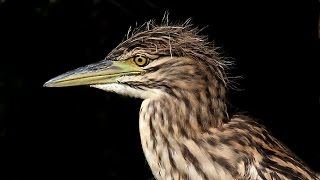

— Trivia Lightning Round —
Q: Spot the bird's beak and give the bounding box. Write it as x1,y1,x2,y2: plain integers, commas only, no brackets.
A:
43,60,144,87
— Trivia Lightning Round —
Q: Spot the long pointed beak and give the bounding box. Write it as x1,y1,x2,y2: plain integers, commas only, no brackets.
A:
44,60,144,87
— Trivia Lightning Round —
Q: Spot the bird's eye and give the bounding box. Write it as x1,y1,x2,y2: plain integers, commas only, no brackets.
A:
133,54,149,67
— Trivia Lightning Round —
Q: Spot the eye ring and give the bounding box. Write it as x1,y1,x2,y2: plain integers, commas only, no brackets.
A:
133,54,149,67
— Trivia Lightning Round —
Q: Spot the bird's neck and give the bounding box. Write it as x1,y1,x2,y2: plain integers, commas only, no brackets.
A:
140,86,229,136
138,88,229,178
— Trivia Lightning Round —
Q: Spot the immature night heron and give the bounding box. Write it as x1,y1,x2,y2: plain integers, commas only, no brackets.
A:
44,20,319,179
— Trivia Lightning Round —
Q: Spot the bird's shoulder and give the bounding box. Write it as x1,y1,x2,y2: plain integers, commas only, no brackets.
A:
204,115,319,179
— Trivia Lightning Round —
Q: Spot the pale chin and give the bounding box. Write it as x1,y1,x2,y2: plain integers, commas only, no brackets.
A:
90,83,154,99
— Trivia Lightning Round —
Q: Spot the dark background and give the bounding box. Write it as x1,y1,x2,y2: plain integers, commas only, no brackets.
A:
0,0,319,179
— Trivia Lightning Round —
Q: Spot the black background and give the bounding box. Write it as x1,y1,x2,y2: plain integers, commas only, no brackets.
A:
0,0,319,179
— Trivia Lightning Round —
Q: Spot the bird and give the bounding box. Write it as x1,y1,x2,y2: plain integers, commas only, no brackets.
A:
44,18,319,179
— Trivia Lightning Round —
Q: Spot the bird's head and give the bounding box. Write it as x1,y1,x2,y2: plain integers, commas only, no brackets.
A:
44,20,229,100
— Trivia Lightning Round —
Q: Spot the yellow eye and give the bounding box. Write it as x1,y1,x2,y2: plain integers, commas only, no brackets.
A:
133,54,149,67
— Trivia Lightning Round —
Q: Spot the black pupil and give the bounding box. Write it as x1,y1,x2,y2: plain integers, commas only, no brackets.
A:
137,58,143,62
